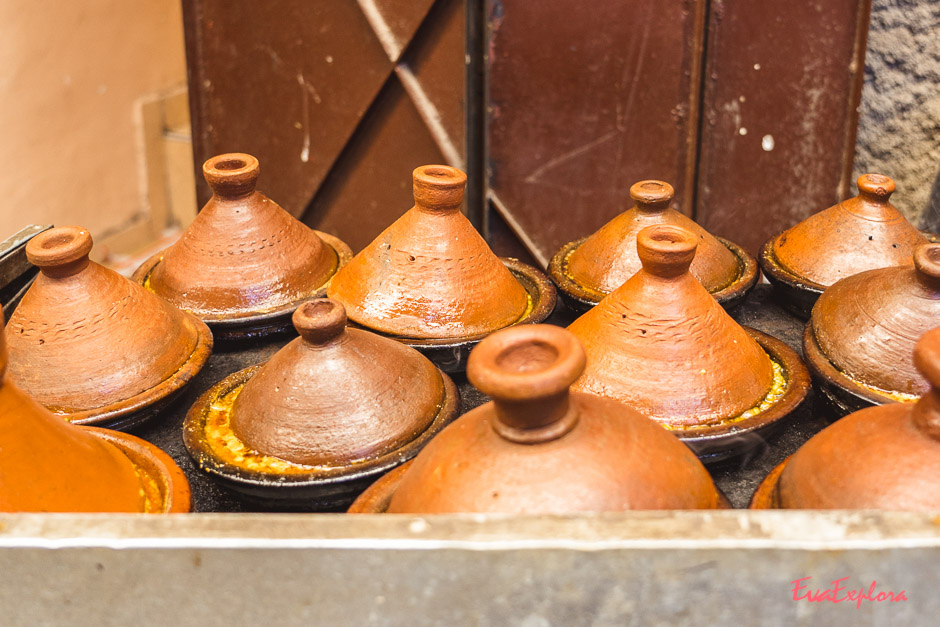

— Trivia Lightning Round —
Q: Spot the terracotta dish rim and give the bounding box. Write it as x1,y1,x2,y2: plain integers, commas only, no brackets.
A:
84,426,192,513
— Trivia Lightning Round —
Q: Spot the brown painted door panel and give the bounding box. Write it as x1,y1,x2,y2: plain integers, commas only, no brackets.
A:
183,0,466,252
695,0,870,255
485,0,707,265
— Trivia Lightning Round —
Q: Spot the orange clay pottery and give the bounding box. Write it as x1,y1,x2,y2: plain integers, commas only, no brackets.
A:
183,298,459,509
804,242,940,417
349,324,726,513
327,165,555,373
760,174,931,318
0,317,189,513
134,153,352,341
550,180,758,313
4,226,212,430
567,225,809,462
752,326,940,509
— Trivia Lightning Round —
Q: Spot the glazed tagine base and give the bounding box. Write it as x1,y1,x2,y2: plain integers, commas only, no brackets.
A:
133,230,353,342
360,258,556,373
748,458,788,509
349,462,734,513
802,323,916,419
182,365,461,510
550,236,759,314
84,426,192,513
65,315,213,431
676,328,811,464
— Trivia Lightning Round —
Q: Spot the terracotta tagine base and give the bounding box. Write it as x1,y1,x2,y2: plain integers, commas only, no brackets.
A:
134,153,353,342
552,235,758,314
183,367,458,509
803,243,940,418
134,229,352,343
549,180,758,314
359,257,556,373
804,323,918,419
4,226,213,431
678,328,810,464
84,426,191,513
752,326,940,510
760,174,935,319
328,165,555,369
182,300,461,510
351,324,729,514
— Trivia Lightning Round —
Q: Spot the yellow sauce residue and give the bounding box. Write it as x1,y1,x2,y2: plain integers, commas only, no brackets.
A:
132,463,163,513
561,247,608,301
202,382,319,474
663,355,789,431
854,379,919,403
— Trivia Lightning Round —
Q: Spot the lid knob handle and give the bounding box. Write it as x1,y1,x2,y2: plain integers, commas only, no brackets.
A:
467,324,585,444
630,180,674,214
25,226,93,278
412,165,467,212
636,225,698,278
292,298,348,345
203,153,261,198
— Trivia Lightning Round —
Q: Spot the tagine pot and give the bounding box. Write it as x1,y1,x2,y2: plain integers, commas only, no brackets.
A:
567,225,810,463
349,324,727,513
804,242,940,417
3,226,213,430
550,180,758,313
327,165,555,373
760,174,931,318
752,327,940,509
134,153,353,341
183,298,460,510
0,316,189,513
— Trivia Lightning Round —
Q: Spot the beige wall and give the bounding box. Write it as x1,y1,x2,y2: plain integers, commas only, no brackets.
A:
0,0,188,247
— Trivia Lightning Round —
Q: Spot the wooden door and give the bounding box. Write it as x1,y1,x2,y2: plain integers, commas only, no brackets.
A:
183,0,467,252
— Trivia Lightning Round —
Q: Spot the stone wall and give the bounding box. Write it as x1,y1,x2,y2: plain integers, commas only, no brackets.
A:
853,0,940,230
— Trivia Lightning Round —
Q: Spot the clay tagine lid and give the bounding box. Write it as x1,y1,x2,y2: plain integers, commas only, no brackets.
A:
565,180,742,296
0,317,189,512
770,174,927,288
3,226,212,427
568,225,775,427
761,327,940,509
138,153,352,327
358,324,725,513
808,242,940,401
230,298,448,466
327,165,530,339
182,298,460,508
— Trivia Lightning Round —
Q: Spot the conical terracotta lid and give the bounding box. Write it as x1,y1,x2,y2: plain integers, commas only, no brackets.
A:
810,243,940,397
772,174,928,287
385,324,724,513
568,225,775,426
145,153,340,320
774,327,940,509
566,180,739,294
0,319,145,512
327,165,529,339
4,226,210,417
229,298,447,465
